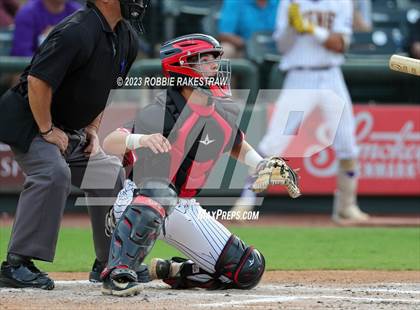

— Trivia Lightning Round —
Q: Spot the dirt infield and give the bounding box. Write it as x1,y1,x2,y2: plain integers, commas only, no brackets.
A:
1,214,419,309
1,271,419,309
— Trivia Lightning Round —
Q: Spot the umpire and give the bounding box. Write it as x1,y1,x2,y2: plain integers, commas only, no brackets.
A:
0,0,149,289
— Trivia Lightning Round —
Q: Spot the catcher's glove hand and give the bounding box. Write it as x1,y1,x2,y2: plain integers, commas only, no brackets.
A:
288,3,315,34
250,156,301,198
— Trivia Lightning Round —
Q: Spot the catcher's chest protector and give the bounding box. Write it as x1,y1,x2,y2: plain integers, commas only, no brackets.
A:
168,104,232,197
134,93,240,198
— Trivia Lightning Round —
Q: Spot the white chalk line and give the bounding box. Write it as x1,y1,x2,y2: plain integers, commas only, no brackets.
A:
55,280,91,285
262,284,420,295
196,295,420,307
51,281,420,296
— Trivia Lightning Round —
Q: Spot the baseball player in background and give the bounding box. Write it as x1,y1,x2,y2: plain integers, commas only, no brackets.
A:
99,34,300,296
233,0,369,223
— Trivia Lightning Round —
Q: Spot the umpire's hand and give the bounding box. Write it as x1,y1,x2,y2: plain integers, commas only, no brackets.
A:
42,127,69,153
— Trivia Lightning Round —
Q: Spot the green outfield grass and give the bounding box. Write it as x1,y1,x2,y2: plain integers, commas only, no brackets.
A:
0,227,419,272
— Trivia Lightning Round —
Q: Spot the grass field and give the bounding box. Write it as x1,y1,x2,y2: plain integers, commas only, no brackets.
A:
0,227,419,272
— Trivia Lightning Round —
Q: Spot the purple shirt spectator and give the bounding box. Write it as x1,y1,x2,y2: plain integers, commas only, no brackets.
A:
11,0,82,56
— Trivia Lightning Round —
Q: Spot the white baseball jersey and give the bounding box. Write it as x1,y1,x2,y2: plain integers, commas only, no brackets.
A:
274,0,353,70
259,0,358,160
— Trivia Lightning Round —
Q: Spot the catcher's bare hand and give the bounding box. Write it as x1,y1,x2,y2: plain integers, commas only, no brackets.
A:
250,156,301,198
140,133,171,154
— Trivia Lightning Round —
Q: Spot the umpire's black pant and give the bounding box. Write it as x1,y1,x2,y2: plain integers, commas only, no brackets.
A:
7,131,124,262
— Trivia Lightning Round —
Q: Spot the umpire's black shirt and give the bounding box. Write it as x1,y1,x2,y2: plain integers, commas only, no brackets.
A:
2,2,137,150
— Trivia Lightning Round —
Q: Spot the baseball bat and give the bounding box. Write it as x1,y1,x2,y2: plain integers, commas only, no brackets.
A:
389,55,420,76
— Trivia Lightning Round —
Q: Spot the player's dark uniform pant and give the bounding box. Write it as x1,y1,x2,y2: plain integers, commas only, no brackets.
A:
8,131,124,262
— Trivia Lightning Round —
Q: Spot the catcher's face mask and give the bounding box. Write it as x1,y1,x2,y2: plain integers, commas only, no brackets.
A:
184,52,232,99
119,0,149,35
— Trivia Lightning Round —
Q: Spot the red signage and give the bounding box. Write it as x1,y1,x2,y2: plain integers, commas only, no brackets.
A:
0,143,23,192
268,105,420,195
1,104,419,195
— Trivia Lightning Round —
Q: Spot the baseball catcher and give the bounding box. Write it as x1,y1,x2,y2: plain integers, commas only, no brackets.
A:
100,34,300,296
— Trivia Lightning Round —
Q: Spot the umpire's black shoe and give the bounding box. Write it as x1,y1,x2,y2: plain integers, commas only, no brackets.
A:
89,259,105,283
0,254,54,290
90,259,151,283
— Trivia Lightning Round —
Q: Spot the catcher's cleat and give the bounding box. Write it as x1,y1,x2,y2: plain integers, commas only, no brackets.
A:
101,268,143,297
149,258,183,280
90,259,151,283
0,254,54,290
251,157,301,198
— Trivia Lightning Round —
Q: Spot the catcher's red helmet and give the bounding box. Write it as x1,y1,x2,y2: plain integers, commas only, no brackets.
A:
160,34,232,100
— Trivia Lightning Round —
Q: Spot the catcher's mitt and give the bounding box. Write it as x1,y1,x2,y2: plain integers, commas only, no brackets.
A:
250,156,301,198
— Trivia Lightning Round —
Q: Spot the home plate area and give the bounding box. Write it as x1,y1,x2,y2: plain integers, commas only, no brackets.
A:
1,279,419,309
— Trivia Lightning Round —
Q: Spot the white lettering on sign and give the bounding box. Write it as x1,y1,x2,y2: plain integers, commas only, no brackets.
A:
0,143,11,152
0,156,21,178
304,111,420,179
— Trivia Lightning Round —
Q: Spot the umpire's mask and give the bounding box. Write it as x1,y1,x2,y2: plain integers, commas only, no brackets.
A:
120,0,149,35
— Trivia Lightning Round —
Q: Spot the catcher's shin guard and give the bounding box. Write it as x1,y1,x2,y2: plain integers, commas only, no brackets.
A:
102,196,165,280
101,180,178,280
215,235,265,289
153,235,265,290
